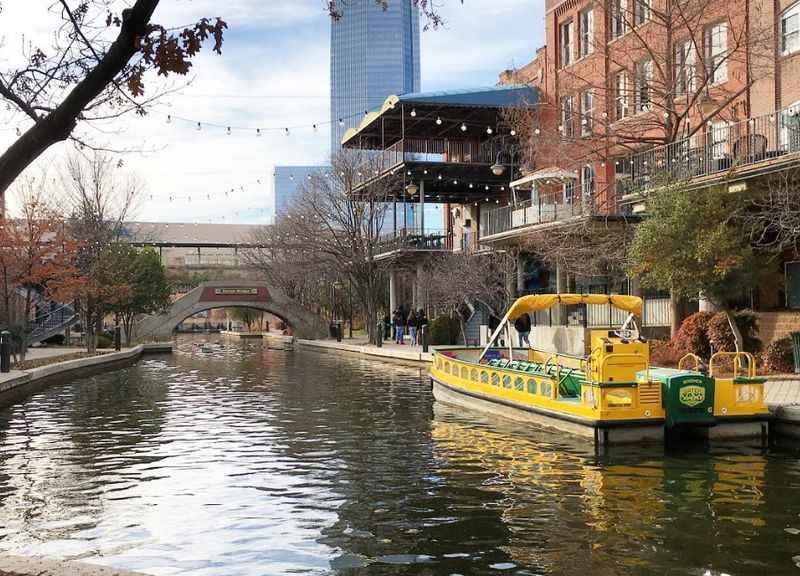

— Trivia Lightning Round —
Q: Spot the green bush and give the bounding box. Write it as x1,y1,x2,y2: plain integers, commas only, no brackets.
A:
761,336,794,374
428,315,462,346
672,312,714,358
706,310,761,354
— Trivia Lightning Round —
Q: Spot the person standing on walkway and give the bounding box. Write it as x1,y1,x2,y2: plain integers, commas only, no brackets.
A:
394,307,406,345
514,313,532,348
408,310,418,347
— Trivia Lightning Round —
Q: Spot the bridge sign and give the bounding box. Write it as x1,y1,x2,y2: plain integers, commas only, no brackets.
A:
199,286,269,303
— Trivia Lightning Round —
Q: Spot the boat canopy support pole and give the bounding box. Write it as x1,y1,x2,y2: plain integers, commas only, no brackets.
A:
478,309,513,363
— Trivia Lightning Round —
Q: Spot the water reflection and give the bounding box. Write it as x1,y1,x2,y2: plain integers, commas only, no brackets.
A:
0,336,797,575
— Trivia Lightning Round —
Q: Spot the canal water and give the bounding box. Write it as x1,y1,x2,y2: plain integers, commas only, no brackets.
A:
0,338,799,575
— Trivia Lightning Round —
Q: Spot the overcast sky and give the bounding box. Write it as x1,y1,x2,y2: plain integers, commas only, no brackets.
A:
1,0,544,224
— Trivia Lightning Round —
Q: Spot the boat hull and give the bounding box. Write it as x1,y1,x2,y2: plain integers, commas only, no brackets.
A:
431,377,665,446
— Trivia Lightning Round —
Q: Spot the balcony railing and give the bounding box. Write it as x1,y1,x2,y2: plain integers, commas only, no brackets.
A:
354,138,500,188
375,227,453,257
621,106,800,196
480,196,590,239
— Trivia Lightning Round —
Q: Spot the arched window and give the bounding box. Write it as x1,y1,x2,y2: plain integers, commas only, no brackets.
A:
582,164,595,203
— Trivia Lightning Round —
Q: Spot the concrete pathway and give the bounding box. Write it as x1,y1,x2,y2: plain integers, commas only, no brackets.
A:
297,337,433,364
0,554,146,575
14,347,86,364
765,376,800,407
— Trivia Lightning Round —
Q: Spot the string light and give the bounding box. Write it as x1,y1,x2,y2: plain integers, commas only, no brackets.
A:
227,126,231,135
166,115,172,124
257,128,261,137
460,123,467,132
436,116,442,125
197,122,202,131
510,129,516,136
486,126,493,135
410,109,417,117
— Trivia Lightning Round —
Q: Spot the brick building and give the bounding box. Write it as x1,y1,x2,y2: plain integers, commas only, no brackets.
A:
485,0,800,338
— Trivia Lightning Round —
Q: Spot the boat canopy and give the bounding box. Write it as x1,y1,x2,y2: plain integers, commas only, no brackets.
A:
506,293,643,320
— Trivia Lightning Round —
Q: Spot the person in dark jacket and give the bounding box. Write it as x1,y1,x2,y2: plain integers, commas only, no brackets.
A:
407,310,418,346
514,313,532,348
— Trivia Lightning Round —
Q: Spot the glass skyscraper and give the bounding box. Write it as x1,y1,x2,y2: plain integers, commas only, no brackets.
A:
330,0,421,151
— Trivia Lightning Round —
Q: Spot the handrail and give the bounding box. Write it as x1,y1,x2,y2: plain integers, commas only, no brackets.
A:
678,353,703,372
709,351,757,378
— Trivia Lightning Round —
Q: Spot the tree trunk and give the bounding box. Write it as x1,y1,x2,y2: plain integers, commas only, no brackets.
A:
724,308,744,353
669,289,682,338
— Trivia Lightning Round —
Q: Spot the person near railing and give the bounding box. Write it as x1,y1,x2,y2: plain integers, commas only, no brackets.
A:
514,313,531,348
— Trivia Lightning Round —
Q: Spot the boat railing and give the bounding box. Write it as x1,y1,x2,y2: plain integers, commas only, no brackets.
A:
678,353,704,372
709,351,757,378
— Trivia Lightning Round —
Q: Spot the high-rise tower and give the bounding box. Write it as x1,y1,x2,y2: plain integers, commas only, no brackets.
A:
330,0,421,151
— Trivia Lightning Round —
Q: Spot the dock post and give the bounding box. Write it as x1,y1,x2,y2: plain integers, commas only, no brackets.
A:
421,325,428,353
114,325,122,351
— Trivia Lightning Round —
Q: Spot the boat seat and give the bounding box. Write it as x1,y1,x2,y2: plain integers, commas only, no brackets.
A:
496,359,510,368
487,358,501,367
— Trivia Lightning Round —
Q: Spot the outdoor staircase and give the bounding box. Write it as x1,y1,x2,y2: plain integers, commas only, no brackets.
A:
15,287,79,345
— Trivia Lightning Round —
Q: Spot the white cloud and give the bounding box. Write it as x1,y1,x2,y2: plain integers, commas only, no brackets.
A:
1,0,543,224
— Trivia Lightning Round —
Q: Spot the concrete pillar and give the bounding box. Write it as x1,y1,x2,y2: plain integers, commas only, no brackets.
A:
416,262,424,313
419,180,425,233
389,269,398,312
699,292,718,312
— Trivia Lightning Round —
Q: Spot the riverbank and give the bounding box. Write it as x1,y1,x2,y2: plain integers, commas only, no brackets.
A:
0,342,172,408
297,337,432,366
0,554,147,576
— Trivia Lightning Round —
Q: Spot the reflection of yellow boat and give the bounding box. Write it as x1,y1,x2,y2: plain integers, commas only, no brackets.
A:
430,294,769,445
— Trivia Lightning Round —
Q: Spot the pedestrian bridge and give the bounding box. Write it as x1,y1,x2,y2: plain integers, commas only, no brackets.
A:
136,281,327,340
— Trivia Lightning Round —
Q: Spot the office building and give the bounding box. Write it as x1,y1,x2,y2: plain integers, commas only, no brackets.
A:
272,166,324,220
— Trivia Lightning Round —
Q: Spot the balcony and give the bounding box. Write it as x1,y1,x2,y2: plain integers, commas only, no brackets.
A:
620,106,800,198
480,197,590,239
374,227,453,260
354,137,501,190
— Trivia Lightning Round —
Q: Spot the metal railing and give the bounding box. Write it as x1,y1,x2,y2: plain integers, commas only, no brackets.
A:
182,254,241,268
354,138,500,189
621,106,800,196
480,196,591,238
375,227,453,256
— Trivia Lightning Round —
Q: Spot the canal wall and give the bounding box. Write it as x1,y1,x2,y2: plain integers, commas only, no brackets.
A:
297,339,432,366
0,343,172,409
0,553,148,576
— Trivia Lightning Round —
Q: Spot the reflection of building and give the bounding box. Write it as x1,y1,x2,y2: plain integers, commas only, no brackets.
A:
272,166,325,220
330,0,420,152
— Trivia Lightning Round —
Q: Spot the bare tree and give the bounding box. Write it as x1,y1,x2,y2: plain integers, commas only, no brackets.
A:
0,1,227,198
246,150,396,340
57,151,141,353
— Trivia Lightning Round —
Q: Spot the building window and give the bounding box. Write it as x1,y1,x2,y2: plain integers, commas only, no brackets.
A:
611,0,628,39
579,9,594,57
634,59,653,113
560,20,574,67
581,90,594,136
564,180,575,203
705,23,728,85
614,72,629,120
709,120,730,159
783,4,800,55
634,0,650,25
674,40,695,95
582,165,595,201
560,95,575,139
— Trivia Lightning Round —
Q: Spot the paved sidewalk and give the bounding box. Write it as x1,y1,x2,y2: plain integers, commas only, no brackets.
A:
765,377,800,407
14,347,86,364
298,337,433,364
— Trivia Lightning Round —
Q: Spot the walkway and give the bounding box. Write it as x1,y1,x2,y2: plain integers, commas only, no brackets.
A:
297,337,433,364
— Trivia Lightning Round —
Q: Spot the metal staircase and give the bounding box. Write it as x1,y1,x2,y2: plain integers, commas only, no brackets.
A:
14,287,79,345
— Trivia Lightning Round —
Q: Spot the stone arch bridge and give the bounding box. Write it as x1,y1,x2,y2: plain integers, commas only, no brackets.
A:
137,281,327,340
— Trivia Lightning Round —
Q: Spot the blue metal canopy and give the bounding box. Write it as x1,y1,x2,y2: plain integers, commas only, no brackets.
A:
396,85,538,108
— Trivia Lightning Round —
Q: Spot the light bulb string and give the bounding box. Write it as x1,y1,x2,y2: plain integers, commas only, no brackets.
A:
161,109,365,133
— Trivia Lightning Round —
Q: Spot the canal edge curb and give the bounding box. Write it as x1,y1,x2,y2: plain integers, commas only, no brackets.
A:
0,553,149,576
0,343,173,408
296,339,432,366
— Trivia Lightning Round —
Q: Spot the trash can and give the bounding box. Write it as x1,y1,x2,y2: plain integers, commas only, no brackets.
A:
792,332,800,374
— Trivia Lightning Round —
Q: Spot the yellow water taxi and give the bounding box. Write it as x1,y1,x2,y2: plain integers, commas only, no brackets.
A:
430,294,770,445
